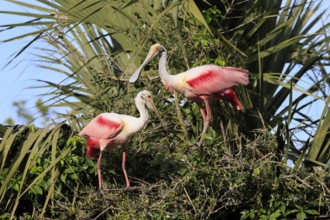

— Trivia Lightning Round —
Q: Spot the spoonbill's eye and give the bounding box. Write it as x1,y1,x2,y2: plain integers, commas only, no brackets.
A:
159,46,166,53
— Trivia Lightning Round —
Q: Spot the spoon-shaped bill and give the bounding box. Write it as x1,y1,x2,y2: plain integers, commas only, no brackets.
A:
129,44,161,83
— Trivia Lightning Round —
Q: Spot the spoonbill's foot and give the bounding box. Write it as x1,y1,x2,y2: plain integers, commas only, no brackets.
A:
88,188,105,199
96,188,104,195
197,135,205,146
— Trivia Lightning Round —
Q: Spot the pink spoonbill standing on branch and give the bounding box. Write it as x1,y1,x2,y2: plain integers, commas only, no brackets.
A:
129,43,249,145
79,90,161,193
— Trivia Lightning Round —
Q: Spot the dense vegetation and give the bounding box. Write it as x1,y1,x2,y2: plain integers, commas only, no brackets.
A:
0,0,329,219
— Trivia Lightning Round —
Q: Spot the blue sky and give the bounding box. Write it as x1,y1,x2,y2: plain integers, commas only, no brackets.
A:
0,1,329,127
0,1,67,125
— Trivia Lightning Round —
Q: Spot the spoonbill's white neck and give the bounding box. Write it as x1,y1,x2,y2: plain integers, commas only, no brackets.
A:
159,50,173,83
135,98,149,126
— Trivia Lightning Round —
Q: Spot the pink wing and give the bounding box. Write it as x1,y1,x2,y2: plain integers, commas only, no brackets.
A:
79,113,123,139
185,65,249,95
86,137,100,159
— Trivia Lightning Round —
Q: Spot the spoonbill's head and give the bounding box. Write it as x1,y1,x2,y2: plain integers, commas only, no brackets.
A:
136,90,162,121
129,43,166,83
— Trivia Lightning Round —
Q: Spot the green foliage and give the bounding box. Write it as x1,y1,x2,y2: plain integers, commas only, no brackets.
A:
241,203,319,220
0,123,95,218
10,100,34,124
41,129,329,219
304,96,330,167
4,98,53,126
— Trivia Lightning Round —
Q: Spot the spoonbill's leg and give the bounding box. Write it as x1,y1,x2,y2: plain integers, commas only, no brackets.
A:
97,150,104,193
121,144,130,188
198,99,212,146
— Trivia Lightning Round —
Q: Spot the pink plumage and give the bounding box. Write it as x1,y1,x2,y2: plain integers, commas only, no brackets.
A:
185,66,249,92
160,65,249,95
182,65,249,110
79,113,123,140
86,137,100,159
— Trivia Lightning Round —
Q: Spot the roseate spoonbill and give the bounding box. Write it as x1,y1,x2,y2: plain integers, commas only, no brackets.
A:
129,43,249,145
79,90,161,192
